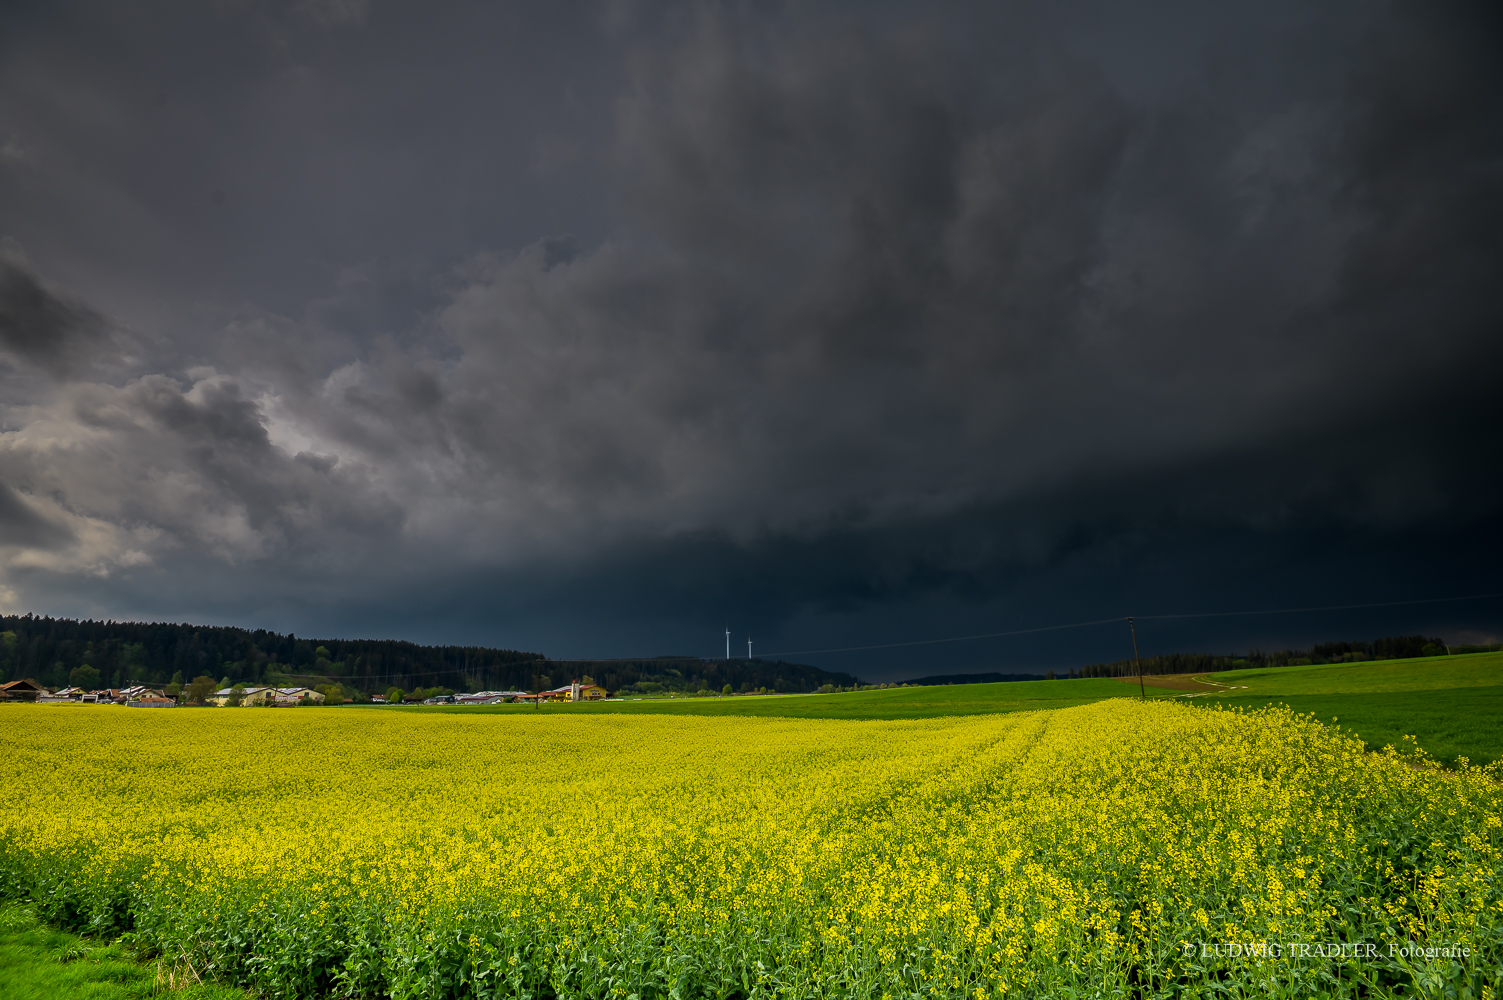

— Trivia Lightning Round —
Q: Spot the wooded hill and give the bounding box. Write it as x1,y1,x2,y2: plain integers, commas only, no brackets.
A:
0,615,858,694
1077,634,1496,678
553,657,862,696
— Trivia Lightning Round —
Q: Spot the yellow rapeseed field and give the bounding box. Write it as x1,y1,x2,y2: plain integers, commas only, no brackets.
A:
1,700,1499,998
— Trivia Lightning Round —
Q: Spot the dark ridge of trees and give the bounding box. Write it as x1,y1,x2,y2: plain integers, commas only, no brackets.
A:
0,616,856,694
1078,635,1458,678
0,614,544,693
547,657,859,695
903,672,1048,686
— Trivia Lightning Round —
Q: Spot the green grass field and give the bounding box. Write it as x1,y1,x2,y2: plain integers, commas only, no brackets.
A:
1192,650,1503,766
411,675,1181,720
0,905,246,1000
1198,651,1503,695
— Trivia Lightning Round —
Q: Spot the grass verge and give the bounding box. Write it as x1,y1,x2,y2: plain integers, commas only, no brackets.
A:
0,904,247,1000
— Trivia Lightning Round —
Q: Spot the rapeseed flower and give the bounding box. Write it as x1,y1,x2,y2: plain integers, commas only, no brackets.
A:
0,701,1497,998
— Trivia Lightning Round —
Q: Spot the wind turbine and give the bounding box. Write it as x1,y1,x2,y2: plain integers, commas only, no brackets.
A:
747,637,753,660
725,628,730,660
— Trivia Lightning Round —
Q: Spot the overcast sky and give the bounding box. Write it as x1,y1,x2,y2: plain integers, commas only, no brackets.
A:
1,0,1499,679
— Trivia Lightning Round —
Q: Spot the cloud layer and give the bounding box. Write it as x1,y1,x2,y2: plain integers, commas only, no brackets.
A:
0,0,1499,663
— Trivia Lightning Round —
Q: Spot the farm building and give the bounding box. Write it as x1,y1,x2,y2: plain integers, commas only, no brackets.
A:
212,686,274,707
454,691,528,704
535,682,607,702
273,687,325,705
0,679,48,702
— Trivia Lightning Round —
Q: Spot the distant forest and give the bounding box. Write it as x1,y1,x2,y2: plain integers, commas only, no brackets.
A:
5,616,1492,694
1078,634,1494,678
0,615,858,694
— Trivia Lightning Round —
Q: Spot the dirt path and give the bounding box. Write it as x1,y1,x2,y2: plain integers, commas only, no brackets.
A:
1112,673,1248,695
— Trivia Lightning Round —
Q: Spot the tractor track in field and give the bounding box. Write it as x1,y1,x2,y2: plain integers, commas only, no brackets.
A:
1111,673,1249,696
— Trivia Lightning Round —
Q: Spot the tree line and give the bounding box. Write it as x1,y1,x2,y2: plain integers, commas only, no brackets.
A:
1077,634,1493,678
554,657,859,696
0,615,857,694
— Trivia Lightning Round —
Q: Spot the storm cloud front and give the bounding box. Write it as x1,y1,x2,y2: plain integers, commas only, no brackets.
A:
0,0,1499,677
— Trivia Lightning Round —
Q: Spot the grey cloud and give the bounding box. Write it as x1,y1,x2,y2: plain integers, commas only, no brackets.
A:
0,483,73,550
0,248,106,376
196,1,1502,572
0,0,1497,652
296,0,371,28
97,375,405,558
0,346,404,584
414,1,1499,551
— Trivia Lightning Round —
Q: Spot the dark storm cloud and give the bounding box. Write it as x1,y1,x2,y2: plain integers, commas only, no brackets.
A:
423,0,1501,543
0,482,72,550
0,0,1497,655
0,248,105,376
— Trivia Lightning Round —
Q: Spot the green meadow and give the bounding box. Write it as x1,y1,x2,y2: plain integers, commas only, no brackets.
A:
1195,650,1503,766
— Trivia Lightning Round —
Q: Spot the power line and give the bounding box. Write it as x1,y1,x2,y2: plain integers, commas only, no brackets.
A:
757,590,1503,659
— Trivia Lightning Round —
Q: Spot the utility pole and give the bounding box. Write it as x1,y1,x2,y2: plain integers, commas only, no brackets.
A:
1126,617,1145,700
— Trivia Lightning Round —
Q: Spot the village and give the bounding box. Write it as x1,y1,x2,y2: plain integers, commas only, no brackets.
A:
0,678,610,707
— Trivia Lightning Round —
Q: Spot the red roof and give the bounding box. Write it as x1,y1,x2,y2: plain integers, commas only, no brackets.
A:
0,679,45,692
